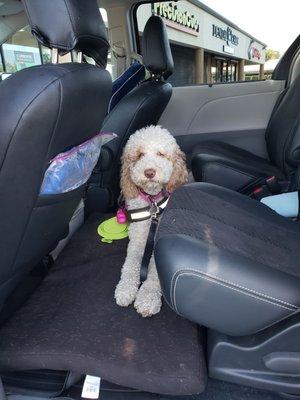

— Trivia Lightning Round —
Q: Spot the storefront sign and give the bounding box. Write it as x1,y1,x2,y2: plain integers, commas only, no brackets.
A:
223,45,234,55
154,3,200,36
248,41,261,60
212,24,239,46
14,51,35,70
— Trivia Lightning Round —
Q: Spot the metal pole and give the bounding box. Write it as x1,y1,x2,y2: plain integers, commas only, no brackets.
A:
38,42,43,64
51,48,59,64
0,45,6,72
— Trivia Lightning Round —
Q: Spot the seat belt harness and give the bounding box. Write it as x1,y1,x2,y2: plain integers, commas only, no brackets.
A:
118,190,169,283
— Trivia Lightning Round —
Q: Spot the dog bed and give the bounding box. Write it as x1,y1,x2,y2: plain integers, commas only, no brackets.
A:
0,214,207,395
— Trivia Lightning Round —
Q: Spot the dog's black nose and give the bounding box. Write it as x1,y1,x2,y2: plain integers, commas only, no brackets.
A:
144,168,156,179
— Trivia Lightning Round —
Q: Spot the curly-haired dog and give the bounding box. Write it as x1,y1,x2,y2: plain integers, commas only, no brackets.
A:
114,125,188,317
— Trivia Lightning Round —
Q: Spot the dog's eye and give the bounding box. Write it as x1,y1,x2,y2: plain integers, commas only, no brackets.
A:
137,151,144,160
157,151,166,157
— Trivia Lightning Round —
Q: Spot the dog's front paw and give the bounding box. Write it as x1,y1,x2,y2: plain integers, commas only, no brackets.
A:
115,280,139,307
134,284,162,317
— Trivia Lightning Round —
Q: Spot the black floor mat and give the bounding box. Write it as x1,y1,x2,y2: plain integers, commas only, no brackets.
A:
0,214,206,396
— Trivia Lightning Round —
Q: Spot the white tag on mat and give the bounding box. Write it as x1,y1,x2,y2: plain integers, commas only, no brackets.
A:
81,375,101,399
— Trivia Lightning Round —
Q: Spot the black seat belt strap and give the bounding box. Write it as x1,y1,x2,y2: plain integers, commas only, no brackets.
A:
140,217,158,283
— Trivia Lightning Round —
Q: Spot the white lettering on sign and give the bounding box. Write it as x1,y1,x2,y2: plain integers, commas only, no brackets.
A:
154,2,200,36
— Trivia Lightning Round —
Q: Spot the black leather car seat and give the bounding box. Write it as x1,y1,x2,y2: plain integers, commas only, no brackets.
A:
87,15,174,210
155,183,300,336
0,0,112,311
155,182,300,395
192,69,300,193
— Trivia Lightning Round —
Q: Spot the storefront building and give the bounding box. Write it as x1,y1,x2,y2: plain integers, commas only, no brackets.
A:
137,1,266,86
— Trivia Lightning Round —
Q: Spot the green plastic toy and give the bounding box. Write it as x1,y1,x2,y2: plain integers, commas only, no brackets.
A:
97,217,128,243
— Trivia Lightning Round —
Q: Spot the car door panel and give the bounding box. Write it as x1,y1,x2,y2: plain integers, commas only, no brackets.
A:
158,80,285,159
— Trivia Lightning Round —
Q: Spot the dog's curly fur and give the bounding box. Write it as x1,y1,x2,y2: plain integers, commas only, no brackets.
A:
115,125,188,317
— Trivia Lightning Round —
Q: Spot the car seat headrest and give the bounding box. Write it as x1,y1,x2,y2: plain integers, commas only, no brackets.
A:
22,0,109,68
142,16,174,79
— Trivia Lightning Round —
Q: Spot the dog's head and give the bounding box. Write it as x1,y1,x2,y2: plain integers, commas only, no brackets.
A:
120,126,188,200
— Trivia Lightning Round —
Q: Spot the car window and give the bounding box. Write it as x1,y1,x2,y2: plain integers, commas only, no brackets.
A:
135,1,268,86
2,26,42,73
0,8,115,78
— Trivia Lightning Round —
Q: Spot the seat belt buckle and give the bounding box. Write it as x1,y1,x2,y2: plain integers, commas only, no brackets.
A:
251,186,268,200
265,176,281,194
149,202,160,219
251,176,282,200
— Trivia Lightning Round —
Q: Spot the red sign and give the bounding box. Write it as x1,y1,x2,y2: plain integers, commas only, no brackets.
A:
249,46,261,60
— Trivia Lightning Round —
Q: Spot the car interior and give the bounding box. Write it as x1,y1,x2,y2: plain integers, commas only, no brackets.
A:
0,0,299,399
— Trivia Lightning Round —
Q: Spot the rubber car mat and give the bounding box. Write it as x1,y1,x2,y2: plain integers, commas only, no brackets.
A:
0,214,206,396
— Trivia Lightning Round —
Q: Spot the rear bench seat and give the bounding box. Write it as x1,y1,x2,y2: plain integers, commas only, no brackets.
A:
0,213,207,396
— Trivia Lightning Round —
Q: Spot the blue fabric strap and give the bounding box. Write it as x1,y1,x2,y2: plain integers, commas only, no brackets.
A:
108,61,145,113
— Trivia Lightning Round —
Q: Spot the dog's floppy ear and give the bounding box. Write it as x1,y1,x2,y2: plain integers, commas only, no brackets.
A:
120,152,139,200
166,147,188,193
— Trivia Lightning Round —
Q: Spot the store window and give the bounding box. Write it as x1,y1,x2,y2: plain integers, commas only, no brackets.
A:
168,44,196,87
210,57,238,83
2,26,42,73
41,47,51,64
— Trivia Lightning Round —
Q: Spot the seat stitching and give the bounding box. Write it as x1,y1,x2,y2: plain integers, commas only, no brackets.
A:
7,78,63,270
163,228,298,278
170,268,298,310
171,271,297,314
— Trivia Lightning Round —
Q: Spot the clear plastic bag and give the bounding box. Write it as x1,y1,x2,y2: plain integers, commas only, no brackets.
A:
40,132,117,195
